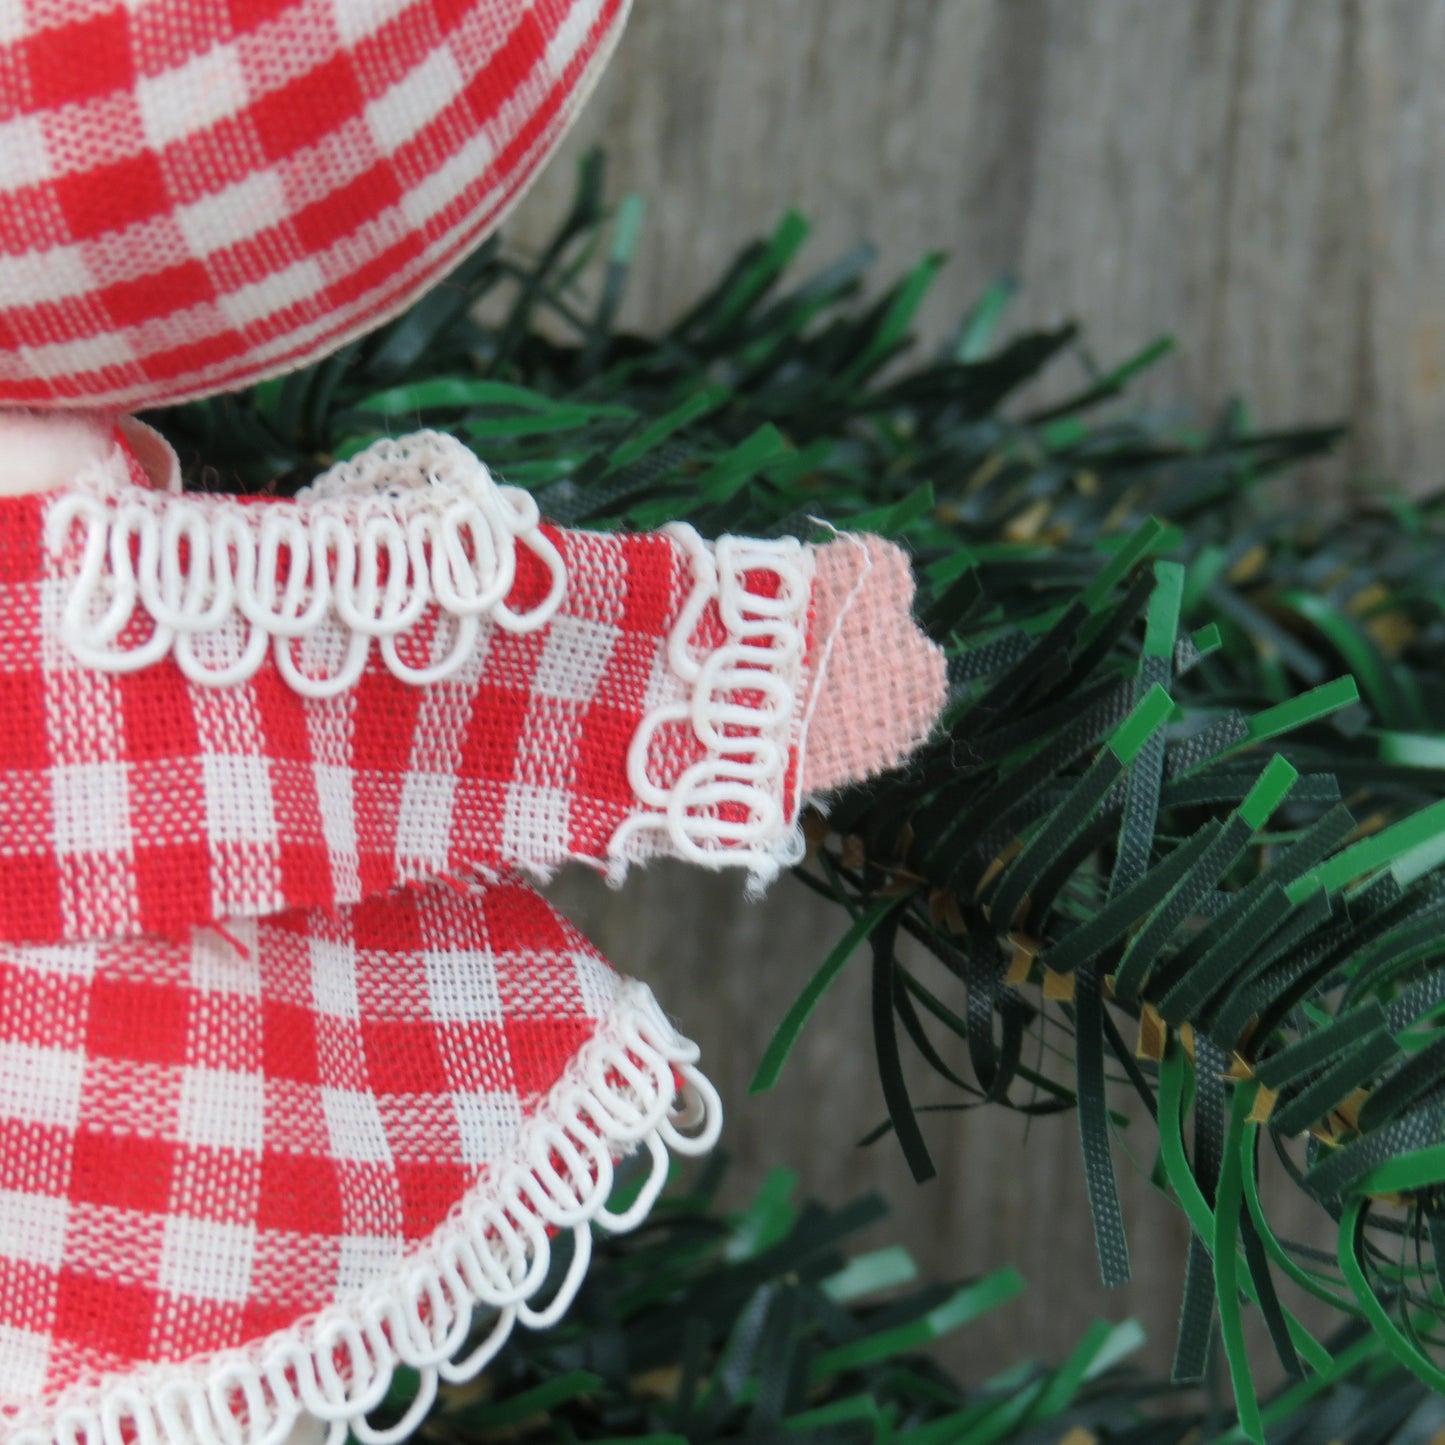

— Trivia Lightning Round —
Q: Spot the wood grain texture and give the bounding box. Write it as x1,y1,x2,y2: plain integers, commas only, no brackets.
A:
511,0,1445,494
509,0,1407,1378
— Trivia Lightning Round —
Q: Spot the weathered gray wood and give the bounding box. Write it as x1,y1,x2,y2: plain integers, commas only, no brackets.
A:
514,0,1400,1378
512,0,1445,494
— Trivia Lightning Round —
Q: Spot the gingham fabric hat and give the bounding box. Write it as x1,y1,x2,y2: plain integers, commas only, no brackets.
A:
0,421,947,1443
0,0,629,409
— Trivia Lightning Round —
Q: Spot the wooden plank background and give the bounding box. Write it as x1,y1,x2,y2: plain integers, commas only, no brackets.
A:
506,0,1435,1377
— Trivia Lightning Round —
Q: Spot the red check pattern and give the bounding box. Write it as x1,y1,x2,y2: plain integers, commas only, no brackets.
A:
0,409,964,1434
0,481,812,948
0,0,629,408
0,876,627,1408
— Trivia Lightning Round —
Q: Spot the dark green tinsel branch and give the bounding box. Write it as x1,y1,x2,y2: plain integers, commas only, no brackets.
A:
149,153,1445,1434
369,1164,1445,1445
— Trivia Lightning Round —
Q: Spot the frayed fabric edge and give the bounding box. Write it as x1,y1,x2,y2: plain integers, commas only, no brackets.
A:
4,980,720,1445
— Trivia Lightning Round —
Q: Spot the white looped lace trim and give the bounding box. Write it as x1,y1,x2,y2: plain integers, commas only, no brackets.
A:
47,432,567,699
6,981,719,1445
608,524,813,888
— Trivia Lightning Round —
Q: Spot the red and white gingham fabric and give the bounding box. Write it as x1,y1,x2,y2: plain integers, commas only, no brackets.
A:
0,421,946,1440
0,462,814,948
0,2,954,1430
0,0,628,409
0,878,634,1409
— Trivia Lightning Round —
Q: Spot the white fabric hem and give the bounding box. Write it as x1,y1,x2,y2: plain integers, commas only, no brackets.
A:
46,431,567,698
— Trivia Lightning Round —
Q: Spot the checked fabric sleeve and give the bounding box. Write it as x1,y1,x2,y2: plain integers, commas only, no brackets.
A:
0,428,947,948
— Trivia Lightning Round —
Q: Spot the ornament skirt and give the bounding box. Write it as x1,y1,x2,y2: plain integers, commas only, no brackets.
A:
0,880,717,1442
0,425,946,1443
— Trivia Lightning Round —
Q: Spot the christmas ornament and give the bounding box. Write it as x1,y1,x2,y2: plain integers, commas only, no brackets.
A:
0,5,947,1441
0,420,944,1445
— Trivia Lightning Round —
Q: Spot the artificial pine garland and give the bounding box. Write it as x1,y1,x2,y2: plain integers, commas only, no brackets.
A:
151,154,1445,1437
374,1165,1445,1445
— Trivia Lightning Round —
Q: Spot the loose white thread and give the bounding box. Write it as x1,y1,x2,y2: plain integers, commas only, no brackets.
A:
792,529,874,807
608,524,813,889
47,432,567,698
5,982,719,1445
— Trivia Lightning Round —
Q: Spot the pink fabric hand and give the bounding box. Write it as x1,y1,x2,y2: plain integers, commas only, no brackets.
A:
802,535,947,796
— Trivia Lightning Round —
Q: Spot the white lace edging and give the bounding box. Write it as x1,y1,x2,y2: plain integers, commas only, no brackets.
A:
607,524,813,892
5,981,719,1445
46,431,567,698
